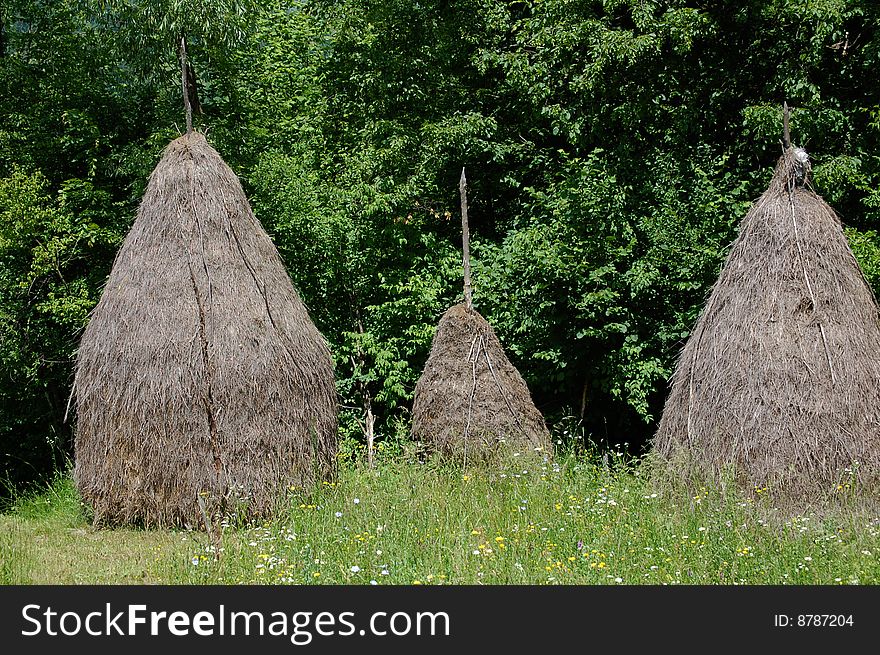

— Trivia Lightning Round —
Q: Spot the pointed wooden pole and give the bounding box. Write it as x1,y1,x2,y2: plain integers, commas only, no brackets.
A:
459,167,473,310
783,101,791,149
180,34,193,134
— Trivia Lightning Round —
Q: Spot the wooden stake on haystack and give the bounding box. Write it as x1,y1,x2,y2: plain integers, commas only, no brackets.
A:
783,101,791,150
178,34,202,135
460,167,473,310
180,35,192,134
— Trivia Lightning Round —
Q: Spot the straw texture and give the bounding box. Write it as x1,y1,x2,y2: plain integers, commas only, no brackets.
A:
654,147,880,498
412,303,551,461
74,132,337,527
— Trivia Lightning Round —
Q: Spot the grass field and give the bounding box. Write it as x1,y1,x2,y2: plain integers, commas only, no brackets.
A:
2,452,880,585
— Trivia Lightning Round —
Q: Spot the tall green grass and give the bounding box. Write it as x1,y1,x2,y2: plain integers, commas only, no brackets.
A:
2,454,879,584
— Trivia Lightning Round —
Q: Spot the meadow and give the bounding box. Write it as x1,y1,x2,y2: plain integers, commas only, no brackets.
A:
2,444,879,586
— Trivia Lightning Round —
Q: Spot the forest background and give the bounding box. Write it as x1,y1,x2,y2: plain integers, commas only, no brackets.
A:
2,0,880,493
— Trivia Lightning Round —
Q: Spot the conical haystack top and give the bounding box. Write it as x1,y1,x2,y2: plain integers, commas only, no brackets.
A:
74,131,337,527
411,169,551,461
654,142,880,499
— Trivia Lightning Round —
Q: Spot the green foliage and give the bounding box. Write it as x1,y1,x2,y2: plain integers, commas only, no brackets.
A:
98,0,257,48
3,0,880,485
0,168,123,488
846,228,880,293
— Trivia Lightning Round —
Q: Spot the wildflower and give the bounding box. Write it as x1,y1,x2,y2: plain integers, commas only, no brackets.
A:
191,557,199,566
370,580,378,585
353,498,360,505
335,511,343,518
351,565,361,573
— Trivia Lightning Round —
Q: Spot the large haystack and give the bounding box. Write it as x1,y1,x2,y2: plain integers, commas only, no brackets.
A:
654,146,880,498
412,303,551,461
74,132,337,527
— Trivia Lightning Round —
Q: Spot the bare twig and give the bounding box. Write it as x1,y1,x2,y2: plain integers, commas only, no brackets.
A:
579,378,588,419
351,306,377,468
482,338,526,436
63,386,75,424
464,333,480,451
196,493,222,561
365,401,375,470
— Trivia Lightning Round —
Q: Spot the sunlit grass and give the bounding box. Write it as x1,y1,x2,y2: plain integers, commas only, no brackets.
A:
2,453,880,585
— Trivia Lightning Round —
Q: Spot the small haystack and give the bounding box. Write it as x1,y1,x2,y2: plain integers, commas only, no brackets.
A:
411,170,551,461
654,144,880,498
412,304,551,460
74,132,337,527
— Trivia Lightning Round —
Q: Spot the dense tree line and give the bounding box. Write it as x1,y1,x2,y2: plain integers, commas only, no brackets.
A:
2,0,879,490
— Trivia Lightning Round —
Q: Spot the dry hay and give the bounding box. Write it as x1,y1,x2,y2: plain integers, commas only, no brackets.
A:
653,146,880,501
74,132,337,527
411,303,551,461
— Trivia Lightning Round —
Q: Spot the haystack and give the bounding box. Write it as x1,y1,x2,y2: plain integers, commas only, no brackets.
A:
74,132,337,527
654,145,880,498
412,303,551,460
411,169,551,461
